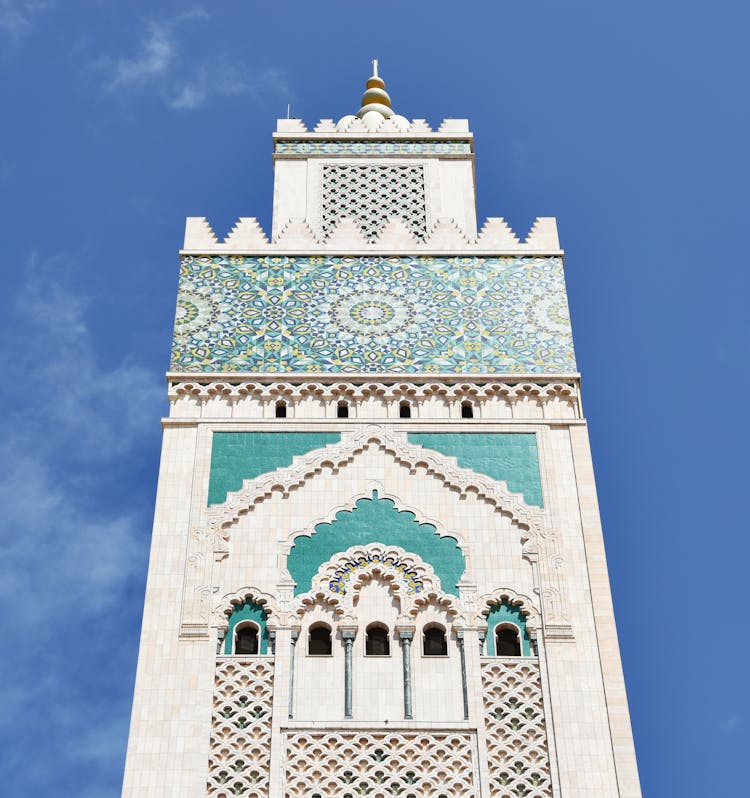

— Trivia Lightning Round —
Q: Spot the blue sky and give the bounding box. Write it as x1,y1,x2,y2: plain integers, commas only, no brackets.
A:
0,1,747,795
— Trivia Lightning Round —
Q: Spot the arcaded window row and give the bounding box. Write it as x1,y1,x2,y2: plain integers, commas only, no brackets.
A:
232,620,522,657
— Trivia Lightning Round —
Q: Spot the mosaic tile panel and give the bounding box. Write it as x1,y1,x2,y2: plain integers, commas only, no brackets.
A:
171,256,576,374
275,140,471,155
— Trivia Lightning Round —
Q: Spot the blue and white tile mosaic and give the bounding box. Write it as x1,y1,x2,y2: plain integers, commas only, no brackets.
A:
171,256,576,373
274,140,471,155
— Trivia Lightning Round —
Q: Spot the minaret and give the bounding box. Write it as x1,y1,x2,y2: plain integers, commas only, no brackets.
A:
122,66,641,798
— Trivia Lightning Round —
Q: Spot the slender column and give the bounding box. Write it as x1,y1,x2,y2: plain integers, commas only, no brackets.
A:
216,629,226,656
457,631,469,720
400,631,414,720
478,631,485,657
288,630,298,719
342,630,356,719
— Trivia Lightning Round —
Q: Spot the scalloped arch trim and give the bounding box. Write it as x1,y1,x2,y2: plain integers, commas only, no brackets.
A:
287,491,465,596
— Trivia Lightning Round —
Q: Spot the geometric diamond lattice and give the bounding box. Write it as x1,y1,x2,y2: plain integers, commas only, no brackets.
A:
285,731,477,798
322,165,427,241
481,660,552,798
207,659,274,798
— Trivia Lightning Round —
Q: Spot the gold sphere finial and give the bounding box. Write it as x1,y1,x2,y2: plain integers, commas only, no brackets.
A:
357,58,393,118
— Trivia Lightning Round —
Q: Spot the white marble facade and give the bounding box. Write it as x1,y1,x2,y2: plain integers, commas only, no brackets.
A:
122,77,641,798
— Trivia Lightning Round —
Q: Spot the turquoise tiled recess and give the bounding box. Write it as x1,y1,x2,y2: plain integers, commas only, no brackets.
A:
224,600,269,655
485,602,531,657
287,491,465,595
275,140,471,155
208,432,340,505
407,433,543,507
172,256,576,374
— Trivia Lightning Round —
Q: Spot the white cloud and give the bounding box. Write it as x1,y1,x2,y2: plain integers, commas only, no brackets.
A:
99,8,289,111
105,21,174,88
719,714,744,734
168,62,290,111
0,251,162,618
0,253,161,792
0,0,50,41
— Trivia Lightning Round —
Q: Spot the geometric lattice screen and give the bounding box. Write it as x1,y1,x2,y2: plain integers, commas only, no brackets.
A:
481,660,553,798
321,165,427,241
285,730,477,797
208,660,274,797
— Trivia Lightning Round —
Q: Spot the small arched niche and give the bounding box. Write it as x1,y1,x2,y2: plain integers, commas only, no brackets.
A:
234,621,259,655
495,624,521,657
365,623,390,656
224,599,270,655
308,623,333,656
422,624,448,656
485,601,532,657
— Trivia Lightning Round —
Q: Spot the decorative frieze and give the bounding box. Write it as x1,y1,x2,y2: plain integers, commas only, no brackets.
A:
167,377,580,420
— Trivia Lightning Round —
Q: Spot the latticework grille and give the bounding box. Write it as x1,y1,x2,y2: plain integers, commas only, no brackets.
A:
321,165,427,241
481,660,552,798
207,659,274,797
284,731,476,798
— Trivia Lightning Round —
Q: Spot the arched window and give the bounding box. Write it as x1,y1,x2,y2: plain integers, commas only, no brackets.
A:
495,625,521,657
423,625,447,656
365,624,390,656
275,401,287,418
337,401,349,418
461,401,474,419
235,623,259,655
308,624,332,656
399,401,411,418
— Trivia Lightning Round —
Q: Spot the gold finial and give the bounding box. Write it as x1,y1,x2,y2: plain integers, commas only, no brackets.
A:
357,59,393,118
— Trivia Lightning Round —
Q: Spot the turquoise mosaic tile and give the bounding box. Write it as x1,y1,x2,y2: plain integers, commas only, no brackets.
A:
171,256,576,374
208,432,340,505
274,140,471,155
287,491,465,595
407,433,543,507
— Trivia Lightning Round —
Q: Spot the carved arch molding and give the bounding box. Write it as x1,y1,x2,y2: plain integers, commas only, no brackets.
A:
179,426,571,639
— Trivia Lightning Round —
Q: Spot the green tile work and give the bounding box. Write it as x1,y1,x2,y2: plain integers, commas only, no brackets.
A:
208,432,340,505
485,602,531,657
407,433,543,507
224,601,269,655
288,491,466,596
172,256,575,374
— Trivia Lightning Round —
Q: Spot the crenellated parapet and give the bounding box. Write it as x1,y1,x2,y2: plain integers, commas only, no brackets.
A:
183,215,561,253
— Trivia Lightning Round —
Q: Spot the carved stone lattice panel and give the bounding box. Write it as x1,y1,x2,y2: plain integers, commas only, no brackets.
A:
321,165,427,241
284,731,477,798
481,660,552,798
208,659,274,797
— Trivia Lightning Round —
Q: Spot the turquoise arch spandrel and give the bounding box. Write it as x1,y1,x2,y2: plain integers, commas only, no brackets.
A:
407,433,543,507
287,491,466,596
208,432,340,506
